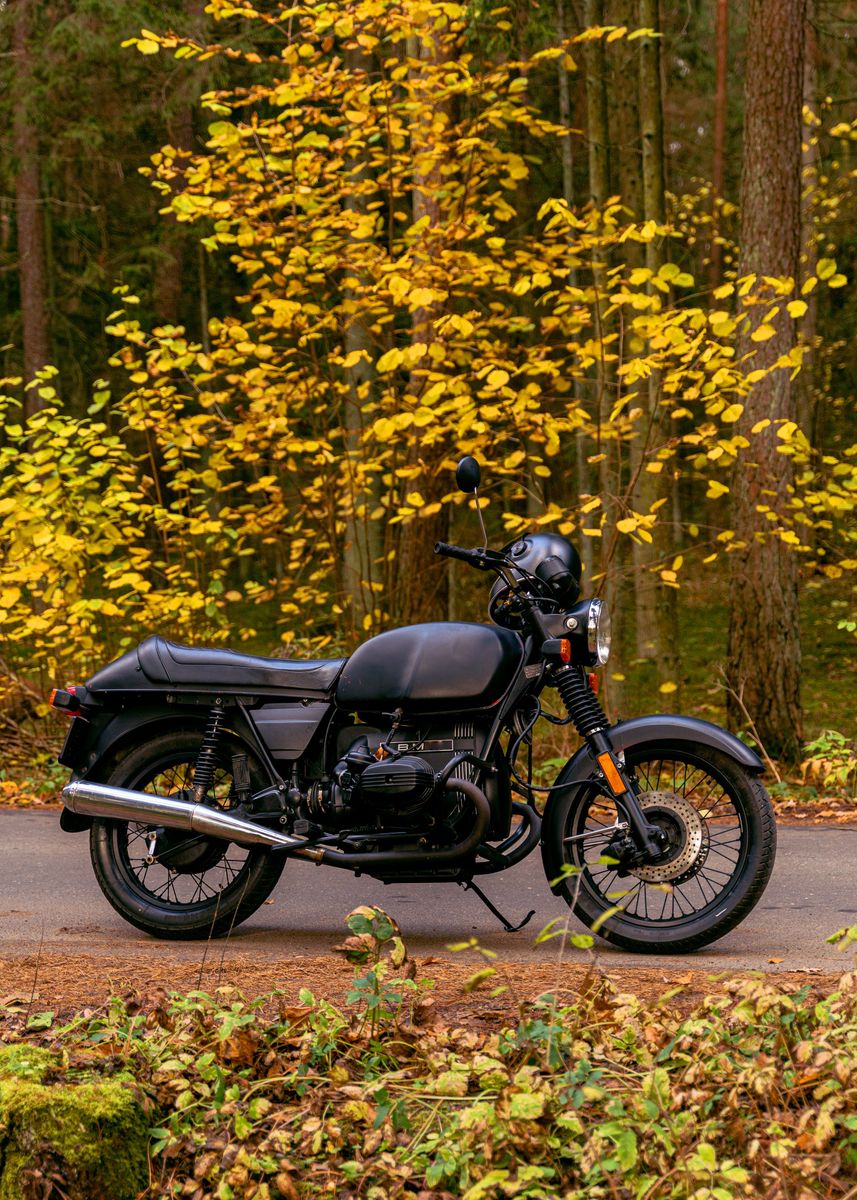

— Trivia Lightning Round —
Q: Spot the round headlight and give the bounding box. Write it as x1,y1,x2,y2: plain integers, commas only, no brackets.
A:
587,599,612,666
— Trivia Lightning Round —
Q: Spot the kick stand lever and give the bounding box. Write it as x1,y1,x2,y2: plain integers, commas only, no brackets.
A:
460,879,536,934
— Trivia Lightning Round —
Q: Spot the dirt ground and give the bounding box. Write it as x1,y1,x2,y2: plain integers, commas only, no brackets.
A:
0,950,841,1033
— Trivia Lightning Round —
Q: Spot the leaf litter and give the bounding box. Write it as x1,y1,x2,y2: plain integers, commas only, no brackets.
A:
2,908,857,1198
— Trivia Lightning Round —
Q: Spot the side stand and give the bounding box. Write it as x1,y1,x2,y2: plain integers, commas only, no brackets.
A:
459,879,536,933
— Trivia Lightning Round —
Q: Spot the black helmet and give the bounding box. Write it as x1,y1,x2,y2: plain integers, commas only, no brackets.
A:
489,532,582,628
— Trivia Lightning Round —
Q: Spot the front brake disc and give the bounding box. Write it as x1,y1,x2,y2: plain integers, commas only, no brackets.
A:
628,791,707,883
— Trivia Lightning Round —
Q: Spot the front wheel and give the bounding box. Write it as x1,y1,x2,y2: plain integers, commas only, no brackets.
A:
550,742,776,953
90,730,285,940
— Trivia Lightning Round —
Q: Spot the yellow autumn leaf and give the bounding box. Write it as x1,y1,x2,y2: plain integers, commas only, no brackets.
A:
706,480,729,499
136,38,160,54
616,517,638,533
787,300,807,318
720,404,743,422
374,417,395,438
828,274,847,288
750,324,776,342
409,287,442,309
659,681,678,694
405,491,424,507
486,369,510,389
376,348,404,373
817,257,836,279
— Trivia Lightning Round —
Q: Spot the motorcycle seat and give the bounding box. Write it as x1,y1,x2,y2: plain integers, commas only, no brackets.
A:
137,636,347,694
73,634,349,698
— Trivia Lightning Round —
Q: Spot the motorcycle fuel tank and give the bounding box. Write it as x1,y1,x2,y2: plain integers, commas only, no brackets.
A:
335,622,523,716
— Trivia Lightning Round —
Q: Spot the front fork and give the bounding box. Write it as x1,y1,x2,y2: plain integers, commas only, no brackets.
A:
586,729,665,860
553,665,665,861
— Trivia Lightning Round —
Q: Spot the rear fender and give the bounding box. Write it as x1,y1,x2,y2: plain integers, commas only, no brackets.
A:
58,706,210,831
540,714,764,893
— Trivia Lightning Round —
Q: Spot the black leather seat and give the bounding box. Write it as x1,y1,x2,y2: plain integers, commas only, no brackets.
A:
137,636,346,695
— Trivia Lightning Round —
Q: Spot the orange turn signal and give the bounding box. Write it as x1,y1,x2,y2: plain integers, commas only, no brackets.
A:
597,752,627,796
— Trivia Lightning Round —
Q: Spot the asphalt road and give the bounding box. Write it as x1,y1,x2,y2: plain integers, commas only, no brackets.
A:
0,812,854,973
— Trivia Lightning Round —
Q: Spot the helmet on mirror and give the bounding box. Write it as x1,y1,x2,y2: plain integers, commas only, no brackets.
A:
488,532,582,628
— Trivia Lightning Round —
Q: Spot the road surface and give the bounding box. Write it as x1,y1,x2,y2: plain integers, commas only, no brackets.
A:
0,812,854,973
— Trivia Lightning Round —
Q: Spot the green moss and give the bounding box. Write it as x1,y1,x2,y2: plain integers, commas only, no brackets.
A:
0,1045,54,1083
0,1075,148,1200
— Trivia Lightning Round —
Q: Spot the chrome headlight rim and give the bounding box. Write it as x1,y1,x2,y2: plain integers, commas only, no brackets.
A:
587,598,612,666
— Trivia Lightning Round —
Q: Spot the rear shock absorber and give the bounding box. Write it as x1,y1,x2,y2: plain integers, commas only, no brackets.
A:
192,706,226,803
554,666,609,738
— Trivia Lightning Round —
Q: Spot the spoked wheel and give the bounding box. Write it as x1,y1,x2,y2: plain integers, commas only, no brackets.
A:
90,730,285,940
555,741,776,953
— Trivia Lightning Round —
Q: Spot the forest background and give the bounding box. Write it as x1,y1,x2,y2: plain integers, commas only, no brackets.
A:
0,0,855,794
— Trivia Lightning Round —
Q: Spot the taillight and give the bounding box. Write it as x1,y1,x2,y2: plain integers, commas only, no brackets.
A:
49,687,81,716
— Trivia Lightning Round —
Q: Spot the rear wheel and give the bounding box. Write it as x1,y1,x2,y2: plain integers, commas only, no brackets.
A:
90,730,285,940
553,742,776,953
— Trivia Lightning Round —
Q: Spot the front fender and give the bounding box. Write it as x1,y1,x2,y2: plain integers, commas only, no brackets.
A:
540,714,764,893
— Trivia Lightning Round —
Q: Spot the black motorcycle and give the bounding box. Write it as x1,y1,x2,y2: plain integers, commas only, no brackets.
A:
53,457,776,953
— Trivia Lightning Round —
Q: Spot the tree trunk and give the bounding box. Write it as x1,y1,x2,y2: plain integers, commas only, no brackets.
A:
13,0,50,401
585,0,629,717
557,0,594,584
393,28,449,628
584,0,610,206
797,0,818,444
608,0,642,228
727,0,805,763
709,0,729,288
341,44,382,642
632,0,681,700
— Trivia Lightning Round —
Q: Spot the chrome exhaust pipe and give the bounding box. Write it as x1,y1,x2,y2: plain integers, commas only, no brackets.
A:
62,779,323,859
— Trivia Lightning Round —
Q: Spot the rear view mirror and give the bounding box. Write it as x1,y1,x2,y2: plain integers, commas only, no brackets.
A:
455,456,481,493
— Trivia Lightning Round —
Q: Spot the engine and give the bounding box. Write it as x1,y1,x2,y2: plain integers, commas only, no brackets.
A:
305,721,500,834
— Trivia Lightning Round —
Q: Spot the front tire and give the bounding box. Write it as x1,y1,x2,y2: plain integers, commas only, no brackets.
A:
90,730,285,940
549,741,776,953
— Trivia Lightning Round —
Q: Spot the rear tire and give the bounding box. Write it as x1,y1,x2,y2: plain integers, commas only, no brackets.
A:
90,730,285,940
551,741,776,953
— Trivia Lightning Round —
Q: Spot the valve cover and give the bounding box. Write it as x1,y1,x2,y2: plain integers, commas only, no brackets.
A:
356,755,435,811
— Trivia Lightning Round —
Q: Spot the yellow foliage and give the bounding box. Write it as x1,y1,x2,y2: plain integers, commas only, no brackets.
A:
1,0,854,687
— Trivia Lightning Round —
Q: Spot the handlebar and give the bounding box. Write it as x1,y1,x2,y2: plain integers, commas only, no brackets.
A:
434,541,485,565
435,540,551,635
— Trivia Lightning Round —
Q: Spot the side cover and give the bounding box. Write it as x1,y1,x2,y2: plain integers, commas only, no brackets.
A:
336,622,524,716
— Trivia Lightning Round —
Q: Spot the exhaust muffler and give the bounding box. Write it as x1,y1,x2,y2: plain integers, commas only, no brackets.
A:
62,779,323,860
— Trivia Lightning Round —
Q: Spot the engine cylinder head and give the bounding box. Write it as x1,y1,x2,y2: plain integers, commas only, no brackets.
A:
357,755,435,813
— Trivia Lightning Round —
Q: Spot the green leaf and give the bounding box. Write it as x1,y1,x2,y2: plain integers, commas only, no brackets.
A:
509,1091,545,1119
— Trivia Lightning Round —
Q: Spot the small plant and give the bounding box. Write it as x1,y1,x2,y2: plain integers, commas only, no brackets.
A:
801,729,857,799
336,905,417,1036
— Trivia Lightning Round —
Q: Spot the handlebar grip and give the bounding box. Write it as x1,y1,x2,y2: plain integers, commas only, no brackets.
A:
434,541,477,563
